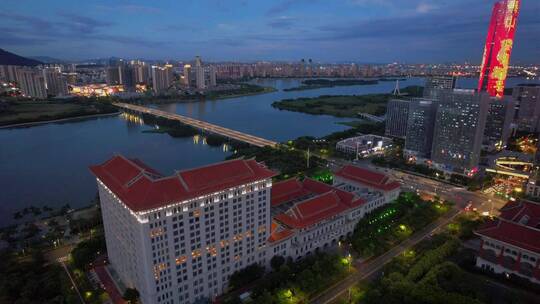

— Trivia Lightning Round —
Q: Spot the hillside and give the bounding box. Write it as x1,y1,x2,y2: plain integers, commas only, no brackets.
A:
0,49,42,66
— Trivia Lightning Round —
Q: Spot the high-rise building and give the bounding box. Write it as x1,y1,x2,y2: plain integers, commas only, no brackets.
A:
423,76,456,99
16,68,47,99
0,65,19,82
90,156,276,304
151,65,174,94
106,66,121,85
195,56,205,90
478,0,521,98
42,67,68,96
385,98,410,139
404,99,438,159
431,90,489,174
512,84,540,132
118,64,134,89
132,62,150,85
483,94,515,151
208,66,217,87
183,64,192,87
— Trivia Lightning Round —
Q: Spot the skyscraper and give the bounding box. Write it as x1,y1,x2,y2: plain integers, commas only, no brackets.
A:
151,65,173,94
385,98,410,139
404,99,438,160
423,76,456,99
195,56,205,90
478,0,521,98
183,64,192,87
483,94,515,151
512,84,540,132
431,90,489,174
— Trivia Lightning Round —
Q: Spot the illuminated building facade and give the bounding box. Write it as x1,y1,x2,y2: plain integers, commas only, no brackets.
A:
478,0,521,98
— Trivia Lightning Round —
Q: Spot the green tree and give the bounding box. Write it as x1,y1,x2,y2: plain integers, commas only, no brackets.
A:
123,288,140,303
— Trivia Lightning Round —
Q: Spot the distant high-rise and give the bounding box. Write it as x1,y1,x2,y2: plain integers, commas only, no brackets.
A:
208,66,217,87
404,99,438,159
183,64,192,87
132,62,150,85
478,0,521,98
512,84,540,132
431,90,489,174
151,65,173,94
423,76,456,99
106,66,120,85
0,65,19,82
16,68,47,99
483,94,515,151
385,99,410,139
42,67,68,96
195,56,205,90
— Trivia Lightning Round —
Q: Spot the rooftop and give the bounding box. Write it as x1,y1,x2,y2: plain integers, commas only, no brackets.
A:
90,155,277,212
476,200,540,254
334,165,401,192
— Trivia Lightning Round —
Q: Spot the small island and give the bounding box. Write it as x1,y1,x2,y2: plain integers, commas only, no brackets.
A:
273,85,424,118
283,78,379,91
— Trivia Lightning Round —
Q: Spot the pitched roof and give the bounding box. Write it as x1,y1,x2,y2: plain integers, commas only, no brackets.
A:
90,155,277,212
334,165,401,191
475,200,540,254
273,178,364,230
268,221,294,243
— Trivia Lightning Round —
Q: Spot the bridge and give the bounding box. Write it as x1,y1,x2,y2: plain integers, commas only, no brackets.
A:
114,103,278,148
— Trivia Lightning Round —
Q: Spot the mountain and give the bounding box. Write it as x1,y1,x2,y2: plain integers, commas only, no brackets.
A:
29,56,65,64
0,49,42,66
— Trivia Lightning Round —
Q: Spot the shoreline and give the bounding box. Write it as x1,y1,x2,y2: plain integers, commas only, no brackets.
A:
0,111,121,129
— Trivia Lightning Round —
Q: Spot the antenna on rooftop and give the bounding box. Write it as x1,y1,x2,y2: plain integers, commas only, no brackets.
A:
392,80,401,96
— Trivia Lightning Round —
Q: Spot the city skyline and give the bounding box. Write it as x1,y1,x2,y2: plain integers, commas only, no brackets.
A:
1,0,539,63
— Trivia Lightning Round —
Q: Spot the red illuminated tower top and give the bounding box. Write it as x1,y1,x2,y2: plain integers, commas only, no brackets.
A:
478,0,521,98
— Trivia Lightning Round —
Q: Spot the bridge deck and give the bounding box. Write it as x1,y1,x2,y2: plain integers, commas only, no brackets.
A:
114,103,278,148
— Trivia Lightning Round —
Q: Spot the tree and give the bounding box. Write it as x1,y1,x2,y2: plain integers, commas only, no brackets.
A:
123,288,140,303
270,255,285,271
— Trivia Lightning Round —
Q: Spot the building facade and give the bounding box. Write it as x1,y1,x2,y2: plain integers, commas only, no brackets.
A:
404,98,438,160
513,84,540,132
423,76,456,100
335,134,393,158
16,68,47,99
92,157,401,304
152,65,174,94
42,67,68,96
91,156,276,304
483,94,515,151
475,199,540,284
385,98,410,139
431,90,489,174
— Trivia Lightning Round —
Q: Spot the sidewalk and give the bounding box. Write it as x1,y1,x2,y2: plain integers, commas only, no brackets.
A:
94,265,126,304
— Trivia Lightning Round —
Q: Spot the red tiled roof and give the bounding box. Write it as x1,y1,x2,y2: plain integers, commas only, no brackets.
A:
334,165,400,191
476,200,540,254
268,221,294,243
90,155,277,212
273,178,365,230
271,179,311,207
475,219,540,254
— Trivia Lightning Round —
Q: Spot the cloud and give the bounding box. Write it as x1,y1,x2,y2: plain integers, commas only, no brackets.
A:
266,0,317,16
267,16,296,29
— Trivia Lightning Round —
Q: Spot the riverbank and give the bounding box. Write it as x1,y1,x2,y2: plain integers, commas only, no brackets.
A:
283,79,379,91
0,111,120,129
0,100,118,127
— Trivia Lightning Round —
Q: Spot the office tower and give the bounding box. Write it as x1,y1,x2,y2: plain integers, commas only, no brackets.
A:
431,90,489,174
423,76,456,99
151,65,173,94
208,66,217,87
195,56,205,90
91,156,276,304
385,98,410,139
483,94,515,151
478,0,521,98
42,67,68,96
16,68,47,99
404,99,438,159
106,66,121,85
183,64,192,87
512,84,540,132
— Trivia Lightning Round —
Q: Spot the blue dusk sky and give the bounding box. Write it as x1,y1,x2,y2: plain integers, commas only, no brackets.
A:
1,0,539,63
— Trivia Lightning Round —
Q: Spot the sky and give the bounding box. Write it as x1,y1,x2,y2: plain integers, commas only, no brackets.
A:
1,0,539,63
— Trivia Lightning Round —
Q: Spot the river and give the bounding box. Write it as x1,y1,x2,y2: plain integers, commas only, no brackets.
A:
0,77,537,226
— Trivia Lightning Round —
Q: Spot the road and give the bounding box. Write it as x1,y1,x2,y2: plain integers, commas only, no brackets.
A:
310,208,461,304
114,103,278,148
61,261,85,304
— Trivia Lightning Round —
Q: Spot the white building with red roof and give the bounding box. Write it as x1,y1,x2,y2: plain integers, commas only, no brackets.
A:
333,165,401,207
475,199,540,284
90,155,276,304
